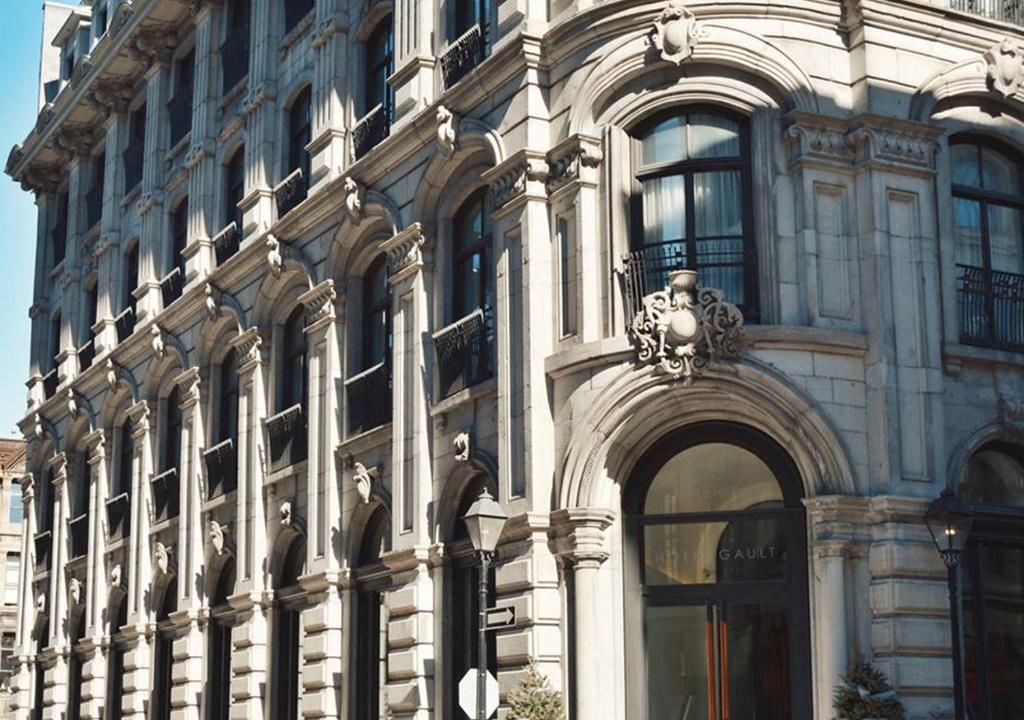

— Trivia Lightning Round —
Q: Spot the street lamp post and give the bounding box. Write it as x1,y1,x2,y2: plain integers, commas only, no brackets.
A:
462,488,508,720
925,488,973,720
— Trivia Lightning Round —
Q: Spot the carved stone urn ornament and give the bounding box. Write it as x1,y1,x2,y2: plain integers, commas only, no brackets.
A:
986,39,1024,98
629,269,744,384
651,0,706,65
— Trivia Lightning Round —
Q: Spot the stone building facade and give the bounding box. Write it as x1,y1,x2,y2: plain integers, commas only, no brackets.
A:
7,0,1024,719
0,439,27,718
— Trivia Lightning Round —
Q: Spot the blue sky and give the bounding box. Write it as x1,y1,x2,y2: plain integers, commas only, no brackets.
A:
0,2,44,437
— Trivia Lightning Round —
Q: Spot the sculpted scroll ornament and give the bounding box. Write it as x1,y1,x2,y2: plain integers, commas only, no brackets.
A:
650,1,707,65
352,462,375,505
986,39,1024,98
629,269,743,385
154,542,172,576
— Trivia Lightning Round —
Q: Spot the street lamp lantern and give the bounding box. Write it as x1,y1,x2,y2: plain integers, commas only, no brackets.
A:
925,488,973,568
462,488,508,556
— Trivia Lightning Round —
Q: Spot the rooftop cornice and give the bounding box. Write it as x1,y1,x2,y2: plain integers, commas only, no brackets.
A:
52,5,92,49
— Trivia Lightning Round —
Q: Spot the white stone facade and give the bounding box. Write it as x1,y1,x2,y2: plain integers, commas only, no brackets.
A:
7,0,1024,719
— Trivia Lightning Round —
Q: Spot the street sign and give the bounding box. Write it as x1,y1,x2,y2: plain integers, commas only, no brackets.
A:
458,668,499,719
484,605,516,630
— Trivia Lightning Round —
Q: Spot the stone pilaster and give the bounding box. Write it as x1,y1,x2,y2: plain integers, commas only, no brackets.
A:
228,593,269,720
80,430,107,720
12,473,38,720
382,548,434,720
137,63,169,323
240,0,277,235
185,4,218,283
299,579,346,720
391,0,435,124
309,0,348,187
44,453,69,720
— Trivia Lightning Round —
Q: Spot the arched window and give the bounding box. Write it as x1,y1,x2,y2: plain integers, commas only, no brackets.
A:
629,109,756,319
167,197,189,301
163,386,182,475
956,443,1024,718
362,255,391,371
951,139,1024,349
225,147,245,233
49,311,61,374
268,305,308,470
365,16,394,120
353,506,391,720
624,423,811,719
206,348,240,499
116,421,133,497
207,556,236,720
281,305,307,413
220,0,250,93
105,594,128,720
219,349,240,445
445,476,497,717
272,532,305,720
152,577,177,720
453,192,493,323
121,240,139,336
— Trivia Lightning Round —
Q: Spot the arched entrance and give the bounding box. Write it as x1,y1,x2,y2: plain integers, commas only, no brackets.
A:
624,422,812,719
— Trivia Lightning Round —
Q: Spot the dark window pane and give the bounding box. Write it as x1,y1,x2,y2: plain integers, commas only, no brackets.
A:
988,204,1024,274
644,605,712,719
641,115,687,165
641,176,685,245
982,146,1020,195
955,197,983,268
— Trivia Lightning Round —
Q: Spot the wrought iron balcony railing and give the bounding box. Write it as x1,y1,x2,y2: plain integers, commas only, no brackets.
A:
213,222,241,266
345,360,392,435
958,264,1024,351
85,185,102,230
122,142,144,193
432,308,492,400
151,468,180,523
441,24,486,89
161,268,184,308
33,530,52,571
352,104,391,160
78,339,95,372
203,438,237,500
115,307,135,344
265,404,307,472
167,92,193,147
106,492,130,540
220,33,249,93
274,168,308,219
42,369,58,400
69,514,88,559
950,0,1024,25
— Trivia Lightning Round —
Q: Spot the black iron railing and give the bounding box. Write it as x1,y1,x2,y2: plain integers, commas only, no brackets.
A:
42,369,58,400
204,439,237,500
275,168,308,219
352,104,391,160
346,360,392,435
85,185,103,229
123,142,143,193
441,24,486,89
213,222,241,266
958,264,1024,351
432,308,492,399
220,33,249,93
115,307,135,344
33,531,52,571
78,340,95,372
151,469,179,522
161,268,184,308
167,92,193,147
106,492,130,540
265,404,307,472
950,0,1024,25
69,514,88,559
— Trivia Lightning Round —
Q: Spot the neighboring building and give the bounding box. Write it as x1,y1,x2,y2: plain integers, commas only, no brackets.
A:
0,439,26,719
8,0,1024,719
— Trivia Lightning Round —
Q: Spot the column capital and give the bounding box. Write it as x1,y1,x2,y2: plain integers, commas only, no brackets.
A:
173,366,202,409
84,428,107,465
126,400,151,439
299,279,337,332
546,132,603,197
550,507,616,568
47,452,68,486
382,222,431,286
230,327,265,373
481,149,548,216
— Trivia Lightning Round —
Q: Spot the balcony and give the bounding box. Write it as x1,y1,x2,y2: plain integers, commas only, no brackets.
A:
42,369,58,400
167,92,193,147
441,24,486,89
274,168,308,219
78,339,95,372
950,0,1024,24
115,307,135,344
958,264,1024,351
220,33,249,93
345,360,392,435
265,404,307,473
213,222,241,266
69,514,88,559
33,531,52,571
432,308,492,400
123,142,144,193
203,439,237,500
161,268,184,308
352,104,391,160
151,468,179,523
106,492,130,540
84,185,102,230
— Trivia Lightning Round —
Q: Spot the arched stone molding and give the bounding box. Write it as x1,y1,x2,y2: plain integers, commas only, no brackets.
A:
909,54,1015,122
327,195,401,288
432,450,499,545
945,418,1024,491
558,357,856,510
204,520,237,600
251,254,317,329
197,283,246,343
100,359,141,416
269,501,307,584
97,383,136,435
346,494,392,568
141,350,186,404
564,22,817,136
195,312,247,370
355,0,395,42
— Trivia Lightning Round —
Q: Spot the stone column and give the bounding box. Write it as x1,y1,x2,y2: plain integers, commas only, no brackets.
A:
136,57,170,323
185,3,218,282
551,508,615,720
392,0,435,126
80,430,108,720
92,104,127,356
57,148,89,383
122,401,152,720
309,0,348,187
240,0,278,235
12,471,38,720
299,581,346,720
44,453,69,720
813,540,849,717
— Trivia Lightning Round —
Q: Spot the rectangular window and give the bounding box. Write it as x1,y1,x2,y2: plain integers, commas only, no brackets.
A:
225,149,245,231
4,556,19,605
53,192,69,267
171,199,189,277
0,632,14,689
8,482,22,523
558,215,577,337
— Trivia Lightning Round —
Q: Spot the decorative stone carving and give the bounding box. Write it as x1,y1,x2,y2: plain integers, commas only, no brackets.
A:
175,367,201,406
55,127,96,159
36,593,45,616
128,28,175,69
986,39,1024,98
266,235,283,276
87,79,133,115
352,462,376,505
436,106,457,158
138,191,164,217
650,0,706,65
105,359,118,390
210,521,229,556
848,125,938,169
232,328,263,367
343,177,364,224
185,141,214,170
69,577,82,606
154,542,172,576
453,432,471,463
243,82,277,116
487,154,548,207
151,325,165,358
110,563,123,589
66,389,78,418
629,269,744,384
111,2,135,36
280,501,293,528
205,283,218,320
382,224,428,277
127,401,150,435
31,413,43,441
1000,396,1024,434
311,18,339,49
786,121,855,164
547,135,603,194
300,280,337,327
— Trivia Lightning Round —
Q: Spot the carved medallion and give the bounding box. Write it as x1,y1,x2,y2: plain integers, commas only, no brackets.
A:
986,39,1024,98
629,269,744,384
651,1,706,65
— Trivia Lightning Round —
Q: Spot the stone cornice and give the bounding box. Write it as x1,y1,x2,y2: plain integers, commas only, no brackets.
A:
481,149,549,210
230,327,265,372
547,133,603,196
299,279,337,329
382,223,431,285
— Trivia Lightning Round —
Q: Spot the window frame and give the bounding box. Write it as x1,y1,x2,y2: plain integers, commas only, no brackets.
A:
163,386,182,475
286,87,312,181
225,147,245,232
451,191,493,323
171,197,189,278
364,16,395,119
280,304,308,413
361,255,392,371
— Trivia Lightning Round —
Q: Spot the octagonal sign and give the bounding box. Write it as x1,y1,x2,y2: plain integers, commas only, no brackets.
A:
458,668,499,719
